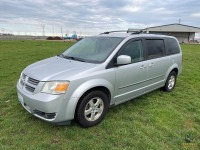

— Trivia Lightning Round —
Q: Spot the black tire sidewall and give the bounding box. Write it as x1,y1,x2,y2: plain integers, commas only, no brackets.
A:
75,90,109,128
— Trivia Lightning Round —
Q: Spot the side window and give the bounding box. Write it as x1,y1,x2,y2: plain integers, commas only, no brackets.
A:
146,39,165,59
165,38,180,55
119,40,144,63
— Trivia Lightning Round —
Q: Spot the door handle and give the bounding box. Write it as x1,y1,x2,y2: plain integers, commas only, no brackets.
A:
149,63,154,67
140,65,146,69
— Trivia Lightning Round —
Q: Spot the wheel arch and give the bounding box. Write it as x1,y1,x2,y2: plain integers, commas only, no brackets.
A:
65,79,114,120
171,68,178,75
78,86,111,104
74,86,111,118
165,64,179,82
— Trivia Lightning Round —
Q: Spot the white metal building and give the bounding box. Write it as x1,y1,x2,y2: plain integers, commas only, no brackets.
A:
145,23,200,43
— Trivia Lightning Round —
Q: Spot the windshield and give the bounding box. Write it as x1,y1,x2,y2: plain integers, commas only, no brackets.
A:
62,37,123,63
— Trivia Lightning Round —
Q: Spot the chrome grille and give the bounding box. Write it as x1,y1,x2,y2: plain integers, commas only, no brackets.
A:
20,73,40,93
28,77,39,86
25,84,35,93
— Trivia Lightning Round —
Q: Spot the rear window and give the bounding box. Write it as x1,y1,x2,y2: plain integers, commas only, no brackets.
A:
146,39,165,59
165,38,180,55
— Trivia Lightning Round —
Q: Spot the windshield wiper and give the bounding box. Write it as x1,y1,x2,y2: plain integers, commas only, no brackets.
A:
57,53,64,57
64,55,87,62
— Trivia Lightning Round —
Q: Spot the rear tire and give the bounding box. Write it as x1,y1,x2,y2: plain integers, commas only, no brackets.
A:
75,90,109,128
163,71,177,92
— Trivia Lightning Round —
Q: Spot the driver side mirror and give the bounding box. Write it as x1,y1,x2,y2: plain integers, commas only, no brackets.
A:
117,55,131,65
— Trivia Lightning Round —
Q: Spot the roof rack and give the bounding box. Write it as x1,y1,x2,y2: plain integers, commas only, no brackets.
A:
100,30,127,34
100,29,146,35
128,29,146,34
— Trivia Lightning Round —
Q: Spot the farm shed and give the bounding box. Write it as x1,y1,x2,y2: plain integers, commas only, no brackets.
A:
145,23,200,43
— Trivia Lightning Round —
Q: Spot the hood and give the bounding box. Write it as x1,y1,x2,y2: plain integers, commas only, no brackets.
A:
23,56,97,81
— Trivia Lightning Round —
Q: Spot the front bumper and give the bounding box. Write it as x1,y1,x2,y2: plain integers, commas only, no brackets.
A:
16,82,71,124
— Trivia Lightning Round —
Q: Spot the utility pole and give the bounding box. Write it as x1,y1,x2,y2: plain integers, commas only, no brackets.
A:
61,25,63,39
41,24,45,37
1,28,5,35
52,25,54,38
80,23,82,37
178,18,181,24
52,25,55,55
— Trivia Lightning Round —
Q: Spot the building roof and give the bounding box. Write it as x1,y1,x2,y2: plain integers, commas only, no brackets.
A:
146,23,200,32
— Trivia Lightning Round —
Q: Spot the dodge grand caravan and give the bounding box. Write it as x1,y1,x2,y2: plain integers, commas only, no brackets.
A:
17,32,182,127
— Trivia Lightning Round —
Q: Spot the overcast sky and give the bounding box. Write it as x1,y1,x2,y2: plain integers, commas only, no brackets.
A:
1,0,200,36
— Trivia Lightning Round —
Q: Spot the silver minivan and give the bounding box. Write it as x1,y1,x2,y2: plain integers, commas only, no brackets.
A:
17,32,182,127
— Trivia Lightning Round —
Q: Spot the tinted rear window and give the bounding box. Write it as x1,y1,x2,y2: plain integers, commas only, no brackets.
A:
165,38,180,55
146,39,165,59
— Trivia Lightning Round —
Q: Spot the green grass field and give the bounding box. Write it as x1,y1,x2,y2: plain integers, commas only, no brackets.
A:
0,40,200,149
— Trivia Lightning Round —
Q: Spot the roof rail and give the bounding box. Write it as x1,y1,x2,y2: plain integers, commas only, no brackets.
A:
100,30,128,35
100,29,147,35
128,29,146,34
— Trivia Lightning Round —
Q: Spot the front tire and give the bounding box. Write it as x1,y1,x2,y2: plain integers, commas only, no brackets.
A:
75,90,109,128
163,71,177,92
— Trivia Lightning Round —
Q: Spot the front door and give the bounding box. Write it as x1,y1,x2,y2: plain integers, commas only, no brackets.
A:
114,39,147,104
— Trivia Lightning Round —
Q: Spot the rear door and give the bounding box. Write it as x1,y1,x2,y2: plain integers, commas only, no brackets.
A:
144,38,170,91
114,39,148,104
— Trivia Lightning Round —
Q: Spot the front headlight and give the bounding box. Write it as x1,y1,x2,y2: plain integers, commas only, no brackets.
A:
41,81,69,94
